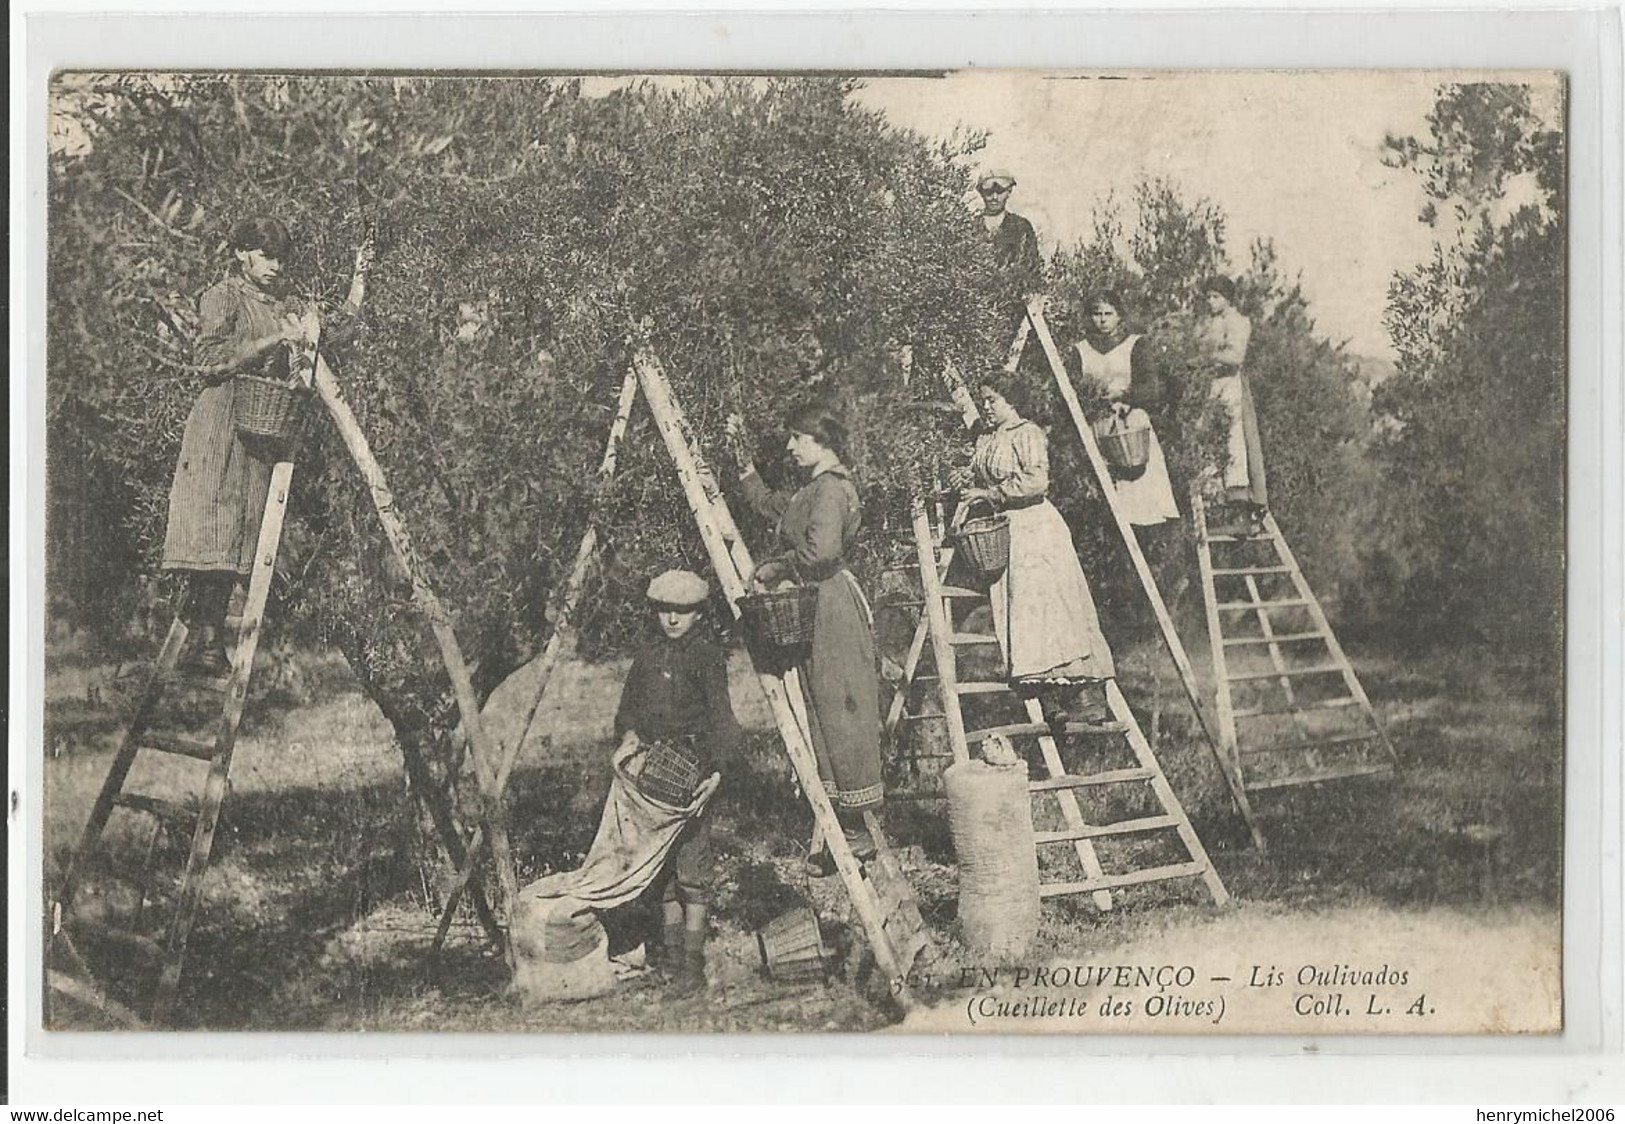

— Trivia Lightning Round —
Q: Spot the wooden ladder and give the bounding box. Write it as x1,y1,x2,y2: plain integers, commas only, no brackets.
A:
1006,300,1259,834
888,498,1229,910
51,345,511,1024
52,457,298,1024
1192,489,1397,846
632,346,928,1006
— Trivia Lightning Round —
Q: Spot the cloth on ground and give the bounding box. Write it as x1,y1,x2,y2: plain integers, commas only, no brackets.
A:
510,754,716,1004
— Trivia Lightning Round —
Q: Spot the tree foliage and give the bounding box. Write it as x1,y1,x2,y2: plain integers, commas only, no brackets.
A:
1034,180,1377,623
1371,83,1565,658
47,74,1007,764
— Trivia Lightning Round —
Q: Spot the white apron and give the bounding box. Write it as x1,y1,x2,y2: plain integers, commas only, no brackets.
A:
1075,336,1181,525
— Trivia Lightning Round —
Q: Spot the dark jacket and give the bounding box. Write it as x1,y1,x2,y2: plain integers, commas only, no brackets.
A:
614,625,743,772
989,211,1043,285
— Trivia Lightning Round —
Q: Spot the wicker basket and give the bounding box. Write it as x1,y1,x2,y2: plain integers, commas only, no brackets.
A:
738,584,820,649
636,738,704,807
756,906,831,982
232,375,311,443
949,498,1010,581
1098,417,1152,473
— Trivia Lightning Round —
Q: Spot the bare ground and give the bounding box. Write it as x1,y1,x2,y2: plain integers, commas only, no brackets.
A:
41,631,1562,1033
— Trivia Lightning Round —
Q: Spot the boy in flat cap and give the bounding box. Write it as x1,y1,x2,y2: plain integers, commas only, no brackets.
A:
978,170,1044,289
613,568,742,996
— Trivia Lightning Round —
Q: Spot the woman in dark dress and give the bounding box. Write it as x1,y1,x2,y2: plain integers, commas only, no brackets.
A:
727,404,883,865
163,218,368,673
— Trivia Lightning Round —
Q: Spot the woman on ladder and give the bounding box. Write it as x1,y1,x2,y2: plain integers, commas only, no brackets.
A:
1197,275,1268,537
961,378,1118,730
1070,290,1181,529
726,404,883,873
162,218,370,674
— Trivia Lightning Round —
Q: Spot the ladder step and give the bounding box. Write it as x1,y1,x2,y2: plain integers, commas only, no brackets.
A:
113,794,197,829
1035,814,1179,845
1040,861,1207,898
1240,731,1382,757
1227,663,1346,682
1212,565,1292,576
939,586,988,600
898,712,947,723
67,918,166,963
1218,598,1312,611
1244,759,1395,792
955,681,1011,696
949,633,1001,647
80,848,162,889
966,722,1051,743
143,733,219,762
1030,767,1154,792
162,668,232,692
1235,697,1359,719
1055,720,1129,736
1222,632,1325,646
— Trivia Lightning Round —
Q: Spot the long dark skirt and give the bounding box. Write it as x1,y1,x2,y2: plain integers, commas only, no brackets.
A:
162,382,274,575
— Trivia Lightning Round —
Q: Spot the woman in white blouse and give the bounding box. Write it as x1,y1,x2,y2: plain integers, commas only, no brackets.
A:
960,379,1117,727
1199,276,1268,532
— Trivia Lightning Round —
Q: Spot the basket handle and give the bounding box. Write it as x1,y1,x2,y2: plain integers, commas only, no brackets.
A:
952,495,999,533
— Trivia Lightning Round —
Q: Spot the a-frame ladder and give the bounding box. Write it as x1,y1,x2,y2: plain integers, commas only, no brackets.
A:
632,346,928,1006
1010,298,1260,838
888,497,1228,909
1192,491,1397,836
52,347,512,1024
52,459,296,1023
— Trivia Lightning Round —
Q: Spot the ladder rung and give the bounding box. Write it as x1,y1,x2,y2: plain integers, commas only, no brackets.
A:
1244,759,1395,792
939,585,987,600
68,918,166,962
1029,767,1154,792
113,793,197,829
81,848,161,888
1212,565,1292,576
898,712,947,723
966,722,1051,743
1235,697,1359,719
1218,598,1311,611
949,633,1001,647
954,682,1011,696
1035,814,1179,844
1240,731,1382,757
1040,861,1207,898
1055,720,1129,736
1222,632,1325,646
143,733,219,762
1227,663,1345,682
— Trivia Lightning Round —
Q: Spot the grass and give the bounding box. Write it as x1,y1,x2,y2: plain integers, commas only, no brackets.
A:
41,626,1562,1033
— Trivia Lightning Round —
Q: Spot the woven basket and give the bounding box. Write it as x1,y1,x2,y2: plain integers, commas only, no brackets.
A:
738,584,820,649
1098,418,1152,473
756,906,831,982
636,738,703,807
949,498,1010,581
232,375,310,443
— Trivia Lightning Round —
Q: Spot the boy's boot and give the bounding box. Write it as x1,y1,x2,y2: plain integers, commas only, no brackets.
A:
669,929,708,998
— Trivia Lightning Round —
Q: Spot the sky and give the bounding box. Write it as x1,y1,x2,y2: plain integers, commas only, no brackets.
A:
852,70,1562,360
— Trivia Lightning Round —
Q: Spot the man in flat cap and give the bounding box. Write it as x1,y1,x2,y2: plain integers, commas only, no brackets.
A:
978,170,1044,293
612,568,741,997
